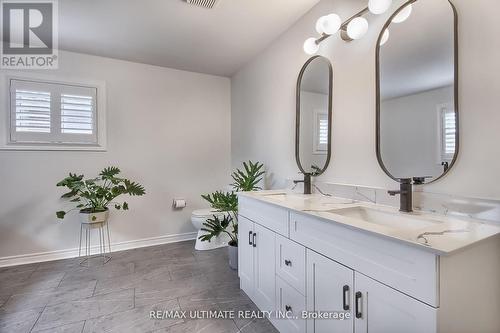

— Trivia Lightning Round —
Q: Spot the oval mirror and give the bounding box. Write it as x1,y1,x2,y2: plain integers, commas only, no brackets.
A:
296,56,333,177
376,0,458,184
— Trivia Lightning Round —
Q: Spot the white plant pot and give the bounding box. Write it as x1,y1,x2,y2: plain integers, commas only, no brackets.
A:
80,209,109,225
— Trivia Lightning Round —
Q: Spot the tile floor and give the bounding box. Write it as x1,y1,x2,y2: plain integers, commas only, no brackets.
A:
0,240,278,333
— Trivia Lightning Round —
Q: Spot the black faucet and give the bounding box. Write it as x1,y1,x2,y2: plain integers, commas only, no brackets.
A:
294,173,312,194
388,178,413,213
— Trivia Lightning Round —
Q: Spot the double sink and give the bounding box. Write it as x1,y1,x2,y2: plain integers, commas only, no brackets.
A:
258,192,468,247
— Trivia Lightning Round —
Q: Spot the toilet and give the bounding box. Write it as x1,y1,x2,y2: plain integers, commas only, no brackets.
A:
191,208,231,250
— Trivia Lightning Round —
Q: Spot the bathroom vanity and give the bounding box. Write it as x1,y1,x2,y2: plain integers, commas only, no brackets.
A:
237,191,500,333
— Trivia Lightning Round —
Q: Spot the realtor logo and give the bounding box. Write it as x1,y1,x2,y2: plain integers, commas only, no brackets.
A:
1,0,58,69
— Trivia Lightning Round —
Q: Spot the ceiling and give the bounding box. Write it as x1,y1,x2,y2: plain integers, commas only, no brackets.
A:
58,0,321,77
379,0,455,100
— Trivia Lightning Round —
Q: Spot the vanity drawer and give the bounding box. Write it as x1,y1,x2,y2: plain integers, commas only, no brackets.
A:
238,196,289,237
276,234,306,295
274,276,306,333
290,212,439,307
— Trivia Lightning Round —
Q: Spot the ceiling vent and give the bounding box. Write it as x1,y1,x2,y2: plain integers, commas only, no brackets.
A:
185,0,219,9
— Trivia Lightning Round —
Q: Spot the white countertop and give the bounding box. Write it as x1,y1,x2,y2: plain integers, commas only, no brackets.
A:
238,190,500,255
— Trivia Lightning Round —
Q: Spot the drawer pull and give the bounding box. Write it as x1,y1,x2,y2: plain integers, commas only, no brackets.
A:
285,305,292,312
355,292,362,319
248,231,253,246
252,233,256,247
284,259,292,266
343,285,350,311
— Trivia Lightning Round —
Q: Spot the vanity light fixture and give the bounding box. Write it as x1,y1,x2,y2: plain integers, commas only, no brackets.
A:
368,0,392,15
303,0,414,55
347,17,369,40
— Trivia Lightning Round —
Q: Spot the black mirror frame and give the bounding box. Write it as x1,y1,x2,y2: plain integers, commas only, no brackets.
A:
375,0,459,184
295,55,333,176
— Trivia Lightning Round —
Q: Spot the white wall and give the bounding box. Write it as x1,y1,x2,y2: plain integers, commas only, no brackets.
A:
231,0,500,200
0,51,231,260
380,86,453,179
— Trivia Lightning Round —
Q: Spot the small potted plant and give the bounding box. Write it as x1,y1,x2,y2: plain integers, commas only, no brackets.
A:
56,166,145,224
200,161,265,270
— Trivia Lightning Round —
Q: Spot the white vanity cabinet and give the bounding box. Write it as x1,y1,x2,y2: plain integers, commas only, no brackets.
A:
238,215,276,312
306,250,354,333
238,195,500,333
354,273,437,333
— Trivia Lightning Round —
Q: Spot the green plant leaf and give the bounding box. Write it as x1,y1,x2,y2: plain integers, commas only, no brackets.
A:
199,214,236,244
56,167,145,221
100,166,121,178
230,160,265,191
56,211,66,219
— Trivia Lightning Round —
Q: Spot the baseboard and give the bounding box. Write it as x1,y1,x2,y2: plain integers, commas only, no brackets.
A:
0,231,198,268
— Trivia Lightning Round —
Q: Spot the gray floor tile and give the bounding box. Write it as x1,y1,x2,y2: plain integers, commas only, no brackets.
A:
135,276,208,307
82,299,182,333
0,270,66,295
93,265,170,296
32,321,85,333
58,261,134,287
0,295,9,308
33,288,134,331
0,308,42,333
160,318,239,333
178,290,220,312
238,318,279,333
35,258,82,274
2,240,276,333
132,256,178,273
1,280,97,313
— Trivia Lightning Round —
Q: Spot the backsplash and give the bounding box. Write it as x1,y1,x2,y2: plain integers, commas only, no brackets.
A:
286,181,500,225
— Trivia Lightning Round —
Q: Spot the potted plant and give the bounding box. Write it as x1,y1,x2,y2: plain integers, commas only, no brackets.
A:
56,166,145,225
200,161,265,270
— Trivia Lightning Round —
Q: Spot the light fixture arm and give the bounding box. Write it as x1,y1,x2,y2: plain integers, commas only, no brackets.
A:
305,0,416,54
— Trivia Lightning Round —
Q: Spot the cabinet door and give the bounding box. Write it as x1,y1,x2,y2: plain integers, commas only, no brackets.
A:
238,216,254,298
253,223,276,311
354,273,437,333
307,250,354,333
275,276,306,333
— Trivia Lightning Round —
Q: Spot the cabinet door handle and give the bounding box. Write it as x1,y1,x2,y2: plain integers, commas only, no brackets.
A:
284,259,292,266
285,305,292,312
355,292,362,319
252,233,256,247
248,231,253,245
343,285,350,311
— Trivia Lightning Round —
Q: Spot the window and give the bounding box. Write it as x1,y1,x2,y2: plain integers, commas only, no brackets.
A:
6,78,105,149
313,110,328,154
438,104,456,162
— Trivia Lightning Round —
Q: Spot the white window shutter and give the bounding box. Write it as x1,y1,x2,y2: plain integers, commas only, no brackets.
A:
9,79,98,145
439,104,456,162
313,110,328,154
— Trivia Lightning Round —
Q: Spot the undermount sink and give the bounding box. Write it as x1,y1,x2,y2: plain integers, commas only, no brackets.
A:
328,206,441,231
261,193,288,201
261,193,353,205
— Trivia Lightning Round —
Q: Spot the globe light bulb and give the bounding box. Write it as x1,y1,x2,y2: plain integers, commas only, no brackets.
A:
303,38,319,55
316,13,342,35
322,13,342,35
379,28,390,46
346,17,369,40
392,4,412,23
368,0,392,15
315,16,327,34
